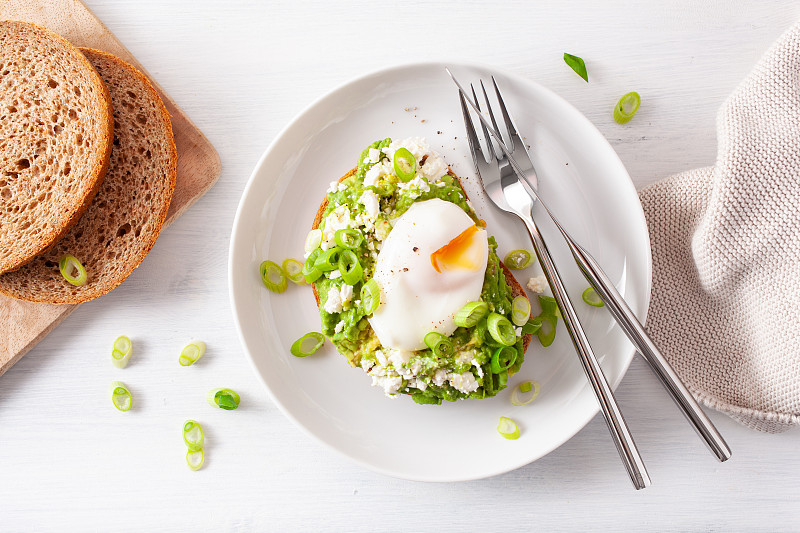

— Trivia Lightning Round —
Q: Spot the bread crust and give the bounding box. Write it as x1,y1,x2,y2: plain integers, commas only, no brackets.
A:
312,165,532,355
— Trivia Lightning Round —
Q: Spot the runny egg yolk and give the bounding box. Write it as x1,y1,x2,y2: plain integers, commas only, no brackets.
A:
430,225,480,273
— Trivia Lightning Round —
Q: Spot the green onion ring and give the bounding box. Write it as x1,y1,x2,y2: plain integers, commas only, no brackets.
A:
454,301,488,328
536,315,557,347
360,278,380,315
260,260,287,293
58,254,87,286
183,420,204,451
487,312,516,346
511,296,531,326
111,335,133,369
424,331,454,358
337,249,363,285
313,247,342,272
613,92,641,124
511,380,541,406
282,258,305,285
491,345,518,374
393,147,417,182
503,249,533,270
302,249,323,283
538,295,560,318
497,416,521,440
581,287,604,307
186,449,205,471
179,341,206,366
291,332,325,357
334,228,364,249
110,381,133,411
520,317,543,336
207,388,241,410
304,228,322,253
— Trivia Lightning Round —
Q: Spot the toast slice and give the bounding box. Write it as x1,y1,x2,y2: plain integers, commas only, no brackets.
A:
0,48,176,304
0,21,114,274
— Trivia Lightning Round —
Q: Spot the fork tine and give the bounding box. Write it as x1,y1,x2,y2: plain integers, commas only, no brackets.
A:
471,83,497,161
480,80,505,148
491,76,517,152
459,90,486,164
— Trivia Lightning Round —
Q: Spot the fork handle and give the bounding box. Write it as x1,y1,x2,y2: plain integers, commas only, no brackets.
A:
560,233,732,462
520,213,651,490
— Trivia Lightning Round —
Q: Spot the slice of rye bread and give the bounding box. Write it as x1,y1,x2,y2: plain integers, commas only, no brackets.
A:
0,48,176,304
0,21,114,274
311,166,532,355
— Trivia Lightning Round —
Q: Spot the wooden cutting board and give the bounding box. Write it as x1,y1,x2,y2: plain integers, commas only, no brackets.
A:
0,0,222,376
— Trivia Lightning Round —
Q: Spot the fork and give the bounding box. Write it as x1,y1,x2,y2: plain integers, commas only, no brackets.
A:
456,82,650,490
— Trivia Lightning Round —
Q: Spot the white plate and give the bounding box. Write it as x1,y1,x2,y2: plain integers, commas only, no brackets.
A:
229,62,652,482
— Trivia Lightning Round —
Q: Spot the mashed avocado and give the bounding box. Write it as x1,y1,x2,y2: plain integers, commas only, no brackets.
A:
311,137,526,404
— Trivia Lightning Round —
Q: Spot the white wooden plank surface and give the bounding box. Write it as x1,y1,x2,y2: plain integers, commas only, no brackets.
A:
1,1,799,531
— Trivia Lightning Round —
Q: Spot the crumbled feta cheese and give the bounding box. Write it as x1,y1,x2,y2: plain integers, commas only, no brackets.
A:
328,181,339,193
321,205,352,250
367,147,381,164
361,359,374,372
323,289,342,314
329,270,341,280
337,182,348,192
340,284,354,304
371,375,403,396
450,372,479,393
471,359,485,378
375,349,388,367
334,321,345,334
527,275,547,294
359,190,380,223
515,327,522,336
456,352,474,365
363,161,392,187
420,153,448,181
432,369,448,387
388,349,412,369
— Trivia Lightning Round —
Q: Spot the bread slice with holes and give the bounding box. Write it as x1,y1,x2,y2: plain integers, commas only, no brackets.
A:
0,48,176,304
0,20,114,274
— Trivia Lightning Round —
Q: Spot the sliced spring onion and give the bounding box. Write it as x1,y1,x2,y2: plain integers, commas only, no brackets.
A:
313,247,342,272
360,278,380,315
424,332,455,358
504,249,533,269
207,388,241,410
111,335,132,369
58,254,87,286
412,394,442,405
304,228,322,253
582,287,604,307
454,301,488,328
613,91,641,124
393,147,417,182
511,296,531,327
302,249,323,283
521,317,543,335
497,416,521,440
290,332,325,357
337,249,363,285
110,381,132,411
183,420,205,451
491,346,518,374
538,295,560,318
487,312,516,346
536,315,557,347
563,52,588,82
511,380,541,406
281,258,305,285
334,228,364,249
496,371,509,389
260,260,287,293
179,341,206,366
186,449,205,471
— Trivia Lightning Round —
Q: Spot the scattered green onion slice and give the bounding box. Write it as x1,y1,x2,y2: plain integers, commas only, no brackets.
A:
313,247,342,272
58,254,87,286
111,335,132,369
487,312,516,346
521,317,542,335
538,295,560,318
424,332,455,358
536,315,557,347
291,332,325,357
511,296,531,327
582,287,604,307
491,346,518,374
360,278,380,315
563,52,588,82
179,341,206,366
504,249,533,269
110,381,132,411
334,228,364,249
454,301,488,328
183,420,205,451
207,388,241,410
304,228,322,253
337,249,363,285
186,449,205,471
613,92,641,124
302,249,323,283
393,147,417,182
260,260,287,293
511,381,541,406
282,258,305,285
497,416,521,440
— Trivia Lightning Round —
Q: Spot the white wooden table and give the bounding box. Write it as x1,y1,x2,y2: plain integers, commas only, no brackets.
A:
2,1,799,530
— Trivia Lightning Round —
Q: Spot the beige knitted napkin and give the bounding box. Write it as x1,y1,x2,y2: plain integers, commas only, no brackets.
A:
639,22,800,433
